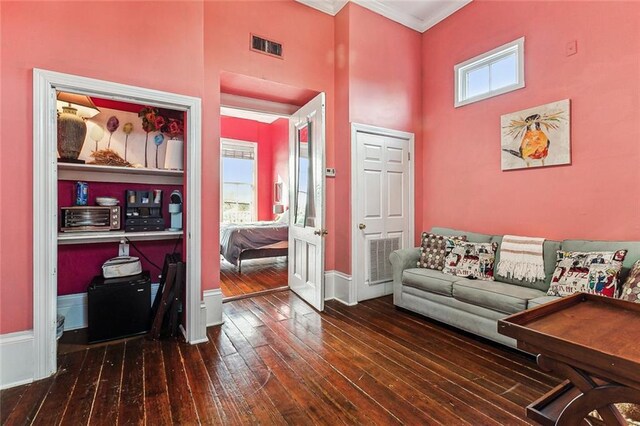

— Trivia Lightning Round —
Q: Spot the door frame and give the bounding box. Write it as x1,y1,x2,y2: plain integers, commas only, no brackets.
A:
350,123,415,302
33,68,204,381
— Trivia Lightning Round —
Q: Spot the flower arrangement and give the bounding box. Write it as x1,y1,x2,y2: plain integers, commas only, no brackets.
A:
138,106,184,168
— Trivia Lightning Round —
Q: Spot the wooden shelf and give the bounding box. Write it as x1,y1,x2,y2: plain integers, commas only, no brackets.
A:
58,230,183,245
57,163,183,185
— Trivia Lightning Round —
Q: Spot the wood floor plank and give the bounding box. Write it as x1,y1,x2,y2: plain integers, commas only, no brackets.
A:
89,342,125,426
161,340,199,425
2,291,569,425
60,346,106,425
118,338,145,426
0,382,28,424
30,350,87,425
179,342,223,425
143,341,173,426
220,257,287,298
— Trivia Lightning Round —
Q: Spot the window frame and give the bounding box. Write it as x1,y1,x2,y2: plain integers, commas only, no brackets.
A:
220,138,258,223
454,37,525,108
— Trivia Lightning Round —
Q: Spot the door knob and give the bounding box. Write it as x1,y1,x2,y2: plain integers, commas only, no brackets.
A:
314,229,328,236
359,223,366,230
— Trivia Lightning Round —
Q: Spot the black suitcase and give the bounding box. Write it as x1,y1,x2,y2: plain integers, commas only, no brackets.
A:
87,271,151,343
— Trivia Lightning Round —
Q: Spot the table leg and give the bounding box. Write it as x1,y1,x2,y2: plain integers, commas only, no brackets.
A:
536,355,640,426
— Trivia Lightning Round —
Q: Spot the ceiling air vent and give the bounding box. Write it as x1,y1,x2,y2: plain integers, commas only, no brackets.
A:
250,34,283,59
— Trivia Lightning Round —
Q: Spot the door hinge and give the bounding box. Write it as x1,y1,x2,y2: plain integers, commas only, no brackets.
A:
408,152,411,161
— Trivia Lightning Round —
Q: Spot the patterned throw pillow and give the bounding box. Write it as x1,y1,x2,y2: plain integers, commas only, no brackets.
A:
417,233,466,271
620,260,640,303
546,250,627,298
442,240,498,281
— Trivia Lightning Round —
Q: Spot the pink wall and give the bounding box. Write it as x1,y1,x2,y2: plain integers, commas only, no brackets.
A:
333,3,423,274
0,1,205,334
220,116,274,221
203,0,336,285
420,1,640,241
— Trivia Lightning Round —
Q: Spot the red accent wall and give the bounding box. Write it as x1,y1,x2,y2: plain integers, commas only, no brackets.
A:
57,181,183,295
271,118,290,209
420,1,640,241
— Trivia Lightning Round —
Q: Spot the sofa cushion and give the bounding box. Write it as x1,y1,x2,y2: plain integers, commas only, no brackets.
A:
443,241,498,280
620,260,640,303
452,279,546,314
561,239,640,282
546,249,627,298
402,268,461,296
430,227,493,243
495,239,562,292
418,233,466,271
528,296,561,309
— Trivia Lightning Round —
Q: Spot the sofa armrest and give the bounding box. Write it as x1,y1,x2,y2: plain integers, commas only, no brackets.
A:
389,248,421,306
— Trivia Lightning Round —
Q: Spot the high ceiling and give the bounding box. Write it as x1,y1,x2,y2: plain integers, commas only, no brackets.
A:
295,0,471,32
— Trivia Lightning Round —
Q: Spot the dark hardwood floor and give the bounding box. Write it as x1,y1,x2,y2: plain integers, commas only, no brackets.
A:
220,257,288,299
1,292,561,425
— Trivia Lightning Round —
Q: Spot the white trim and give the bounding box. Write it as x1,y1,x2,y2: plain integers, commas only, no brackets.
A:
33,68,204,382
324,271,335,301
350,123,415,304
203,289,224,327
454,37,525,108
57,162,183,185
220,93,297,117
294,0,348,16
296,0,470,33
0,331,35,390
324,270,356,306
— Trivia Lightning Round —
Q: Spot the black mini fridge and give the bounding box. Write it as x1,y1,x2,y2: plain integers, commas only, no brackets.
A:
87,271,151,343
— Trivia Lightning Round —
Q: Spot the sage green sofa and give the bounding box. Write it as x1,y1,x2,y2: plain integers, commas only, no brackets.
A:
390,226,640,349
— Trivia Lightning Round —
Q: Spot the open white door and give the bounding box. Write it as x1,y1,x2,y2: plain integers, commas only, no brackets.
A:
288,93,326,311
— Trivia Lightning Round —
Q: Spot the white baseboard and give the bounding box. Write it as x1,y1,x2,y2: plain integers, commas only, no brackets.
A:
203,288,223,327
324,270,356,306
0,330,35,389
57,283,160,331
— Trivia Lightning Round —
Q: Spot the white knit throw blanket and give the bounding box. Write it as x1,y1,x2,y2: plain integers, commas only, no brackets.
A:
497,235,546,282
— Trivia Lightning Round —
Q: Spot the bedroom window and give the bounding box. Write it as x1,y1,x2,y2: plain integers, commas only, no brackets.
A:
221,140,257,223
454,37,525,107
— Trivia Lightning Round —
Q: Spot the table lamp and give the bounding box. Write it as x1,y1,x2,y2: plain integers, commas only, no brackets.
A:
57,92,100,163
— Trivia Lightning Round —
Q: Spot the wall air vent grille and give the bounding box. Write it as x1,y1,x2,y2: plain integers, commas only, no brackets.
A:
250,34,283,58
369,237,400,285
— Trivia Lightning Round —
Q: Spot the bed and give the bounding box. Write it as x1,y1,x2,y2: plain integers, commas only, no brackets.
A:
220,220,289,273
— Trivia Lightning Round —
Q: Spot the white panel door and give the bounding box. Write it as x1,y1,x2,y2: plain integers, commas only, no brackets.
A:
353,126,413,302
288,93,326,311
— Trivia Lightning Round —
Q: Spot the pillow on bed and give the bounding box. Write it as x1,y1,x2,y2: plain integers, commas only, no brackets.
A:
276,209,289,223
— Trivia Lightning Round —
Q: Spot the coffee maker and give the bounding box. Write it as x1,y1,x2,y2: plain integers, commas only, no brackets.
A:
168,190,183,231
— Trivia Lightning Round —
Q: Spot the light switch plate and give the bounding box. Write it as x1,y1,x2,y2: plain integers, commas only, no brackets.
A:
566,40,577,56
325,167,336,177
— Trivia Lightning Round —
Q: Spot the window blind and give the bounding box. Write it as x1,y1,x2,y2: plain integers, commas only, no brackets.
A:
222,144,255,160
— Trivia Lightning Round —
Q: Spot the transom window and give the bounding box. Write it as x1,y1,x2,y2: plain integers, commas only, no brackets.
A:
221,139,257,223
454,37,525,107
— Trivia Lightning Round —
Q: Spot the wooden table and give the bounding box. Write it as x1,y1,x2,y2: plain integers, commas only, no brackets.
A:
498,293,640,425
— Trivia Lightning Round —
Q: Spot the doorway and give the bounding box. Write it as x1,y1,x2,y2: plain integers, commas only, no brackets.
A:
218,107,291,299
351,123,415,302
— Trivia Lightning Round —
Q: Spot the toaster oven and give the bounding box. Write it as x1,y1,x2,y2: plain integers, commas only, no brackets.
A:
60,206,121,232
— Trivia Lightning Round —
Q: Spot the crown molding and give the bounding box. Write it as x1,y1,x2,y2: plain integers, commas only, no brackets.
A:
296,0,348,16
296,0,471,33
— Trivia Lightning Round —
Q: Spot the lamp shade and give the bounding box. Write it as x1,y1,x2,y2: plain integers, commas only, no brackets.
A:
56,92,100,118
273,204,285,214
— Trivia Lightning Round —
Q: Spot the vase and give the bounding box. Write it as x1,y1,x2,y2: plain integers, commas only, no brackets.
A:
57,106,87,162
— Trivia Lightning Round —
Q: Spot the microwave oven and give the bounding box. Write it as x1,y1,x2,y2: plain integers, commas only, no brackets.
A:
60,206,121,232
